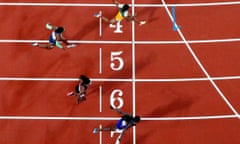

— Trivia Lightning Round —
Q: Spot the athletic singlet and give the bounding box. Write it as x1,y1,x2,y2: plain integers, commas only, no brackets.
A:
49,31,62,45
116,118,128,129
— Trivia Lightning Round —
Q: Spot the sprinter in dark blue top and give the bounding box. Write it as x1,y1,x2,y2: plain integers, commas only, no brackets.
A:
93,106,141,143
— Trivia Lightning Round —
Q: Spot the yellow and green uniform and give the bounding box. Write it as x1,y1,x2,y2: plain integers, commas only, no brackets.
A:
114,4,128,21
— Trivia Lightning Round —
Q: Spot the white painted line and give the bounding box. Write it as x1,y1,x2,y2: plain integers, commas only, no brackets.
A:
0,3,115,7
131,1,137,144
131,0,136,117
141,114,238,120
136,38,240,44
0,116,120,120
99,124,102,144
99,48,102,74
99,11,102,37
0,115,237,121
0,40,131,44
1,38,240,45
137,2,240,7
0,2,239,7
1,76,240,82
162,0,239,117
99,85,102,112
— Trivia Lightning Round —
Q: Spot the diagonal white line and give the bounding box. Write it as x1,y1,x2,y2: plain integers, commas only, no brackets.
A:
161,0,239,118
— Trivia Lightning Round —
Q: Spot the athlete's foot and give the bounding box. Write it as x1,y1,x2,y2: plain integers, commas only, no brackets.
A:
46,23,53,30
66,91,74,96
93,13,101,18
109,23,116,28
93,128,98,134
66,44,76,48
80,96,86,101
139,21,146,26
32,42,38,47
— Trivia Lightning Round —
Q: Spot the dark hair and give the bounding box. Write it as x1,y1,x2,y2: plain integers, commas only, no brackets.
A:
122,115,132,122
122,4,130,11
133,116,141,123
55,27,64,33
80,75,91,86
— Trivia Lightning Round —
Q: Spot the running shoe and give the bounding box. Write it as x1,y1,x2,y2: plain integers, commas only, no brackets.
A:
66,44,76,48
93,128,98,134
93,13,101,18
66,91,74,96
32,42,38,46
139,21,146,26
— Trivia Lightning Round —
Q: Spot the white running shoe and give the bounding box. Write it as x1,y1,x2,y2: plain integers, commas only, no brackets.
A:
109,23,116,28
93,128,98,134
66,44,76,48
93,13,101,18
139,21,146,26
32,42,38,46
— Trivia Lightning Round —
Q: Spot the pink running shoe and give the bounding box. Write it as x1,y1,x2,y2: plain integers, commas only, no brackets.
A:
67,91,74,96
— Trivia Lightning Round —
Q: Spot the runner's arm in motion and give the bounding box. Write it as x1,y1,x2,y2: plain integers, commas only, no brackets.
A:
75,85,87,104
110,106,131,116
113,0,120,6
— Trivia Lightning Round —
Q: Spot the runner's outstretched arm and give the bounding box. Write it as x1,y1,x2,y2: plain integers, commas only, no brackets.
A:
110,106,131,116
113,0,120,7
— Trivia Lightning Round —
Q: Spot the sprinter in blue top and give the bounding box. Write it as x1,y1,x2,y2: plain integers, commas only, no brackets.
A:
93,106,141,142
32,23,75,50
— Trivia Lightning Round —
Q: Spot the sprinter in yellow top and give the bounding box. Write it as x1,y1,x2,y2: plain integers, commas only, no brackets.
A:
94,0,146,26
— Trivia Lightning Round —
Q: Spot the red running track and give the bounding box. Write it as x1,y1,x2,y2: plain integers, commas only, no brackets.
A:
0,0,240,144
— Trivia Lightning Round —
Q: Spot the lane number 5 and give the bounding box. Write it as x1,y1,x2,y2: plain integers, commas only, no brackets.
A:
110,51,124,71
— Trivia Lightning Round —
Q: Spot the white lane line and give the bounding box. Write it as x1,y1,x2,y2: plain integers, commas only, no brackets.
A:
131,0,137,143
99,124,102,144
0,3,115,7
99,48,102,74
137,1,240,7
0,40,131,44
0,2,240,7
161,0,239,117
0,115,237,120
141,114,238,120
0,76,240,82
99,85,102,113
99,10,102,37
0,116,120,120
0,38,240,44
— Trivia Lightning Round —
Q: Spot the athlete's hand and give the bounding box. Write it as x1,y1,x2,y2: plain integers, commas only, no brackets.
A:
110,105,114,109
113,0,119,4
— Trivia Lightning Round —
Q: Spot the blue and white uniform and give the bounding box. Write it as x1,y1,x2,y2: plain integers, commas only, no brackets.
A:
49,31,62,45
116,118,128,130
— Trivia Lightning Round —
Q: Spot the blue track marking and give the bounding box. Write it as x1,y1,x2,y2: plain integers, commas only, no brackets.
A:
171,6,180,31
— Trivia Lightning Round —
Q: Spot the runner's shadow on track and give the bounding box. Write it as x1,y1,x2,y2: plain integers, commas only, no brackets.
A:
72,20,99,40
135,52,157,73
150,95,195,117
150,89,198,116
125,131,152,144
136,131,153,143
85,83,102,97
